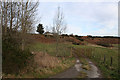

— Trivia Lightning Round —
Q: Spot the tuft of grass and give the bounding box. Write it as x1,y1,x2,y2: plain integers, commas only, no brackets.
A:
81,64,91,70
77,71,87,78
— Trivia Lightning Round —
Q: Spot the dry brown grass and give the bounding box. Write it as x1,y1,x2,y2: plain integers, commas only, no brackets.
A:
33,52,62,69
3,51,75,78
81,64,91,70
77,71,87,78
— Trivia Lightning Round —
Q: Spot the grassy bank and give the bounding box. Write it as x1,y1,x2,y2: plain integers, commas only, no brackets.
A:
19,56,75,78
3,42,75,78
23,42,76,78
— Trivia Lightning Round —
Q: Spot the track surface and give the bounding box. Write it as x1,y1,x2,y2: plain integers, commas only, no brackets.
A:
50,58,101,78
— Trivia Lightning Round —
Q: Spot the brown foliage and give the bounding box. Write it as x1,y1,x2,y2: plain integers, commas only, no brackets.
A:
81,36,119,44
33,52,61,68
31,34,56,43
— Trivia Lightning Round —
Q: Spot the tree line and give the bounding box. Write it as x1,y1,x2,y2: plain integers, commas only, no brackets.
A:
0,1,39,50
0,1,39,74
1,1,68,74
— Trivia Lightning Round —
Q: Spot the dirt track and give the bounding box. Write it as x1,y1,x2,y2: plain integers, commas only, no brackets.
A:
50,58,102,78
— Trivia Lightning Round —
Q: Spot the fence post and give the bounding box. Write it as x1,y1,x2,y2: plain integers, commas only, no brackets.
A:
104,54,106,64
110,56,113,66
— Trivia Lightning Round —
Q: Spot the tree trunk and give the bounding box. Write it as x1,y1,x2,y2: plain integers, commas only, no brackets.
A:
4,2,7,35
21,2,24,51
22,39,25,51
1,3,3,35
10,2,13,31
56,34,59,57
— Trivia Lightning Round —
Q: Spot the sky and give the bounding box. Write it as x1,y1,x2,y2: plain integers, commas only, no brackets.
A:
35,1,118,36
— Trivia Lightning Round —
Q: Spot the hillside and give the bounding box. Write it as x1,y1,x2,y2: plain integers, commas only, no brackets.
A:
31,34,119,45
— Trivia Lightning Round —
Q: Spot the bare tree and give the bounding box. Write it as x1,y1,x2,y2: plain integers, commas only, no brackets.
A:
10,2,13,31
20,1,39,50
45,25,49,32
3,2,8,35
1,1,39,50
53,6,67,34
0,1,2,34
15,2,20,32
1,1,17,34
53,6,67,56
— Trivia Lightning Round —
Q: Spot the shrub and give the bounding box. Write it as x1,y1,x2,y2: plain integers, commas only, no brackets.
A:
2,34,33,74
74,35,84,42
78,38,84,41
61,34,69,37
72,42,80,45
96,41,112,47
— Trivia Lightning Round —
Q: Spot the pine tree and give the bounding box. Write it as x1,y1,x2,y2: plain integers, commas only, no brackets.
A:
36,24,44,34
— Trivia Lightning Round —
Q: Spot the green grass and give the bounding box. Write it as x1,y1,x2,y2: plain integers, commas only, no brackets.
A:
112,44,118,47
28,42,72,57
28,42,119,78
73,44,119,79
112,44,119,49
77,71,87,78
24,42,76,78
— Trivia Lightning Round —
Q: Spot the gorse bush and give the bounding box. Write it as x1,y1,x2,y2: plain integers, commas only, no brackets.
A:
96,41,112,47
2,34,32,74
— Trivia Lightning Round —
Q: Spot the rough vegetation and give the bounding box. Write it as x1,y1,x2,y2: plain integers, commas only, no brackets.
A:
2,33,33,75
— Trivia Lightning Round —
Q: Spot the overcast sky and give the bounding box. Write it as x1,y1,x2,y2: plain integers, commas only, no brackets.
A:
36,2,118,36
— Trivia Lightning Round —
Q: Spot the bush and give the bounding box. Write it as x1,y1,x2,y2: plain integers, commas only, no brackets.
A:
72,42,80,45
75,37,84,41
2,34,33,74
78,38,84,41
61,34,69,37
96,41,112,47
